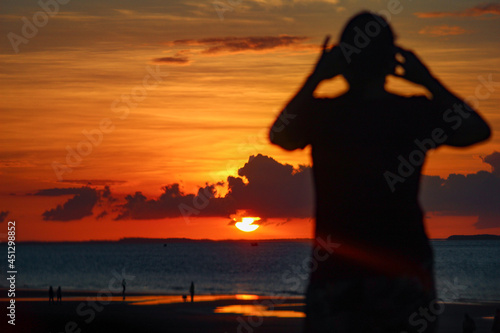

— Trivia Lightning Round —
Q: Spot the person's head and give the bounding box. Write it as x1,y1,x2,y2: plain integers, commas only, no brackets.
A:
339,12,396,85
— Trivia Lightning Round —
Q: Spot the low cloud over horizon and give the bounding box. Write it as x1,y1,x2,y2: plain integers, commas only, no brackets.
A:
35,186,114,221
33,152,500,230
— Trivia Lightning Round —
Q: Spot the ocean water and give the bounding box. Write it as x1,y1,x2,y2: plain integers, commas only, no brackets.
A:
1,240,499,301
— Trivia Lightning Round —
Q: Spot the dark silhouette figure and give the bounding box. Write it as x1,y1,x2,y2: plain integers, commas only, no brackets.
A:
122,278,126,300
182,294,187,302
492,308,500,333
189,281,195,303
56,286,62,304
48,285,54,304
270,11,490,333
463,313,476,333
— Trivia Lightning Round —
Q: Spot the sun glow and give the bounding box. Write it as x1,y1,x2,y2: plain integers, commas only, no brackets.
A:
235,217,260,232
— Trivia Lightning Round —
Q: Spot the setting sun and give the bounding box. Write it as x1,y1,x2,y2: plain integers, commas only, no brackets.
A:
235,217,261,232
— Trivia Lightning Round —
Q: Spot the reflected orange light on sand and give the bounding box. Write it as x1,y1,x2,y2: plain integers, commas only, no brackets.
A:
0,294,262,305
235,294,259,300
214,304,305,318
131,294,261,306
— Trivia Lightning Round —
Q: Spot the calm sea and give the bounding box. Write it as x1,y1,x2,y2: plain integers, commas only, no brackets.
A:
1,240,499,301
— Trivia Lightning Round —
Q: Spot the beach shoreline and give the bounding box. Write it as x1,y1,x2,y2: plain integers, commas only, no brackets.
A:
1,288,499,332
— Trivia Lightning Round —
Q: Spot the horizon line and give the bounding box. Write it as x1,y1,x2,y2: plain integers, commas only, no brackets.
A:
4,234,500,243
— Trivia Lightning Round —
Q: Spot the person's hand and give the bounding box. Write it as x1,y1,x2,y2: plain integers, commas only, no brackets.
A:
311,36,346,82
393,46,436,88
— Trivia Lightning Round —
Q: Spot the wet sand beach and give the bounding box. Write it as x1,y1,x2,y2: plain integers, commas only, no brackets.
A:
1,289,498,333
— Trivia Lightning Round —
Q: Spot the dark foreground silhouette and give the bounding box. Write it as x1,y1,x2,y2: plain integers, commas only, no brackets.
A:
463,313,476,333
48,285,54,304
493,308,500,333
122,278,126,300
56,286,62,304
270,11,490,333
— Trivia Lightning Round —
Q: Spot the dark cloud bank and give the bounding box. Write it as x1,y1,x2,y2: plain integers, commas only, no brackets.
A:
37,152,500,230
421,151,500,229
35,186,112,221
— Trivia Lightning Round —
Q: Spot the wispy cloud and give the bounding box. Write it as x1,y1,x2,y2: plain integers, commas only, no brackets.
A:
113,8,211,22
152,56,191,65
165,35,311,55
251,0,339,7
58,179,127,186
0,12,103,22
415,3,500,18
419,25,468,36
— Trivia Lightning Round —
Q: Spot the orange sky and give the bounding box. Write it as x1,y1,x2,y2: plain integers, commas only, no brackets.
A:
0,0,499,241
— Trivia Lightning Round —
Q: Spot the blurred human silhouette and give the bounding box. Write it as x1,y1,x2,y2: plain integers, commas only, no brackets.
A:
182,294,187,302
270,11,490,333
48,285,54,304
122,278,126,300
56,286,62,304
189,281,195,303
492,308,500,333
463,313,476,333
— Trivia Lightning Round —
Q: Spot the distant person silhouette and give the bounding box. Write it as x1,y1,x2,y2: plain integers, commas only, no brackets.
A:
492,308,500,333
189,281,195,303
463,313,476,333
122,278,126,300
270,11,491,333
48,285,54,304
56,286,62,304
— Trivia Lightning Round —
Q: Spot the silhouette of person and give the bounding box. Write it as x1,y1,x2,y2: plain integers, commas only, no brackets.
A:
189,281,195,303
492,308,500,333
463,313,476,333
122,279,126,300
56,286,62,304
48,285,54,304
270,11,491,333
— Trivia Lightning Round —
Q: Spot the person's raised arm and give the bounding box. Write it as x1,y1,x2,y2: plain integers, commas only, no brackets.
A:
270,36,345,150
395,47,491,147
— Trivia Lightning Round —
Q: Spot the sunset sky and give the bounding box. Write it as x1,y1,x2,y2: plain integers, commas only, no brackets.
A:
1,0,499,241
